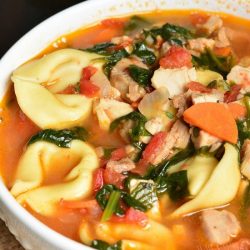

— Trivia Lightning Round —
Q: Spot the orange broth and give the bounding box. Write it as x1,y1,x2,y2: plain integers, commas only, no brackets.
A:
0,9,250,249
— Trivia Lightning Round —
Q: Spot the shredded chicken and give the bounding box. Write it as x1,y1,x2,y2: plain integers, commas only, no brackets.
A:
188,38,215,55
106,157,136,173
191,90,224,104
145,117,164,135
149,120,190,165
227,65,250,86
241,139,250,180
172,91,191,117
94,98,133,130
110,57,147,102
215,27,231,48
151,67,197,97
91,70,120,99
201,209,241,245
197,15,223,35
191,129,222,151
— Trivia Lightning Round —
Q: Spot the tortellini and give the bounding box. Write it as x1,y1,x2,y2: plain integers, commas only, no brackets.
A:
11,140,99,216
79,219,175,250
172,143,240,217
11,49,102,129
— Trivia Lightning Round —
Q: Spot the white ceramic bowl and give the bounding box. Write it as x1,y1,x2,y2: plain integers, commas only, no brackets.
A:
0,0,249,249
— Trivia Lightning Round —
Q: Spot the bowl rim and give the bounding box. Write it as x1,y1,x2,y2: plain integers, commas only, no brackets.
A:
0,0,250,249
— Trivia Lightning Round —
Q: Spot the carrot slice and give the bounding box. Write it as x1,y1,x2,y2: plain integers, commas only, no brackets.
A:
227,103,246,120
183,103,238,144
214,46,232,57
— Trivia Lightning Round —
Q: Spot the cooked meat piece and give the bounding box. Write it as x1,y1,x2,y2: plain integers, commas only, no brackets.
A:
145,117,164,135
191,90,224,104
111,35,132,45
91,70,120,99
227,65,250,86
106,157,136,173
191,129,222,151
119,119,134,143
214,239,250,250
172,91,191,117
110,57,147,102
201,209,241,245
151,67,197,97
197,15,223,35
148,120,190,165
241,139,250,180
94,98,133,130
215,27,230,48
188,38,215,54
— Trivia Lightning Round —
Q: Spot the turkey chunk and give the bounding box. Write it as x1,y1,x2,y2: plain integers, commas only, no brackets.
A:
94,99,133,130
241,139,250,180
227,65,250,86
188,38,215,54
201,209,241,245
197,15,223,35
106,157,136,173
191,90,224,104
152,67,197,97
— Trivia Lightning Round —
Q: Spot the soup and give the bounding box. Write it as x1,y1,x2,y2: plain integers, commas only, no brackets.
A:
1,10,250,250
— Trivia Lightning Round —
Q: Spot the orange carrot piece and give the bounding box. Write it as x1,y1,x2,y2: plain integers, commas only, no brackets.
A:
183,103,238,144
227,103,246,120
214,46,232,57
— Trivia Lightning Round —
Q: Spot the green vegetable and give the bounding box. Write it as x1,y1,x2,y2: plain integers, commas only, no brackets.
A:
104,49,129,77
157,170,189,200
96,185,124,216
28,127,88,148
91,240,122,250
165,111,174,119
110,111,150,143
85,42,115,55
128,65,151,86
161,23,193,46
237,120,250,148
101,191,122,222
207,79,230,91
192,49,236,77
133,43,156,65
240,181,250,221
128,181,157,210
103,148,115,159
125,16,150,34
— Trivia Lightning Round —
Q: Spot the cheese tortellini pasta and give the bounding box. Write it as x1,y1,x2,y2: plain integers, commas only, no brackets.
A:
11,49,101,129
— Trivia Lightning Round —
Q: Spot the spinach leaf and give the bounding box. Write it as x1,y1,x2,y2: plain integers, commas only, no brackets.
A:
157,170,189,200
192,49,236,76
91,240,122,250
104,49,129,77
237,120,250,148
85,42,115,55
125,16,150,34
28,127,88,148
101,191,122,222
122,193,148,212
133,42,156,65
161,23,193,45
103,148,115,159
240,181,250,221
128,65,151,86
96,185,124,216
110,111,150,143
129,181,157,210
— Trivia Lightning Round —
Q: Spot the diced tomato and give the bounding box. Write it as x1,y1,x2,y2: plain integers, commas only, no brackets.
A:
214,46,232,57
159,46,193,69
103,168,125,189
142,131,167,164
101,18,125,28
224,84,242,103
190,13,209,26
82,66,98,80
80,66,100,97
186,81,212,93
58,85,76,94
111,207,148,227
110,147,127,161
93,168,104,192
